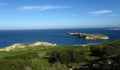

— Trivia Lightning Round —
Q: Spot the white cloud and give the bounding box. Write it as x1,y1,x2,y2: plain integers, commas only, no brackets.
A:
19,5,71,11
89,10,113,15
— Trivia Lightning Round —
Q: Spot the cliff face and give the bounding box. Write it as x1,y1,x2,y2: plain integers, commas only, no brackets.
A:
0,42,57,51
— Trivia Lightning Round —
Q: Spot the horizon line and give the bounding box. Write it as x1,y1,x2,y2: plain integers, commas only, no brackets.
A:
0,27,119,30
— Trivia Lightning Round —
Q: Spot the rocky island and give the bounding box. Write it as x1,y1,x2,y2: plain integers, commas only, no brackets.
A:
110,28,120,30
69,32,109,40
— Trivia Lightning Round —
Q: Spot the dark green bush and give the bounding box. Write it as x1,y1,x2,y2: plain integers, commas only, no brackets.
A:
48,49,88,64
0,59,33,70
85,39,120,70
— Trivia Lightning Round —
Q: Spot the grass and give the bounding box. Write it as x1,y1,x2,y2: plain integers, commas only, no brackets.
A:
86,34,108,37
0,39,120,70
0,45,90,70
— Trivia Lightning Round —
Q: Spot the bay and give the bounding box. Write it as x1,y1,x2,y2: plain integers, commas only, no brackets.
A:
0,28,120,48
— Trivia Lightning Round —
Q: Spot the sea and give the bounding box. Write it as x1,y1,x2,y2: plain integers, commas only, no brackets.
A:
0,28,120,48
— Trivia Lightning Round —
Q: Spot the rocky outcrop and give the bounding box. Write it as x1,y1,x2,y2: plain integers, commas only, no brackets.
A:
29,42,57,47
0,42,57,51
70,32,109,40
0,43,26,51
110,28,120,30
85,35,109,40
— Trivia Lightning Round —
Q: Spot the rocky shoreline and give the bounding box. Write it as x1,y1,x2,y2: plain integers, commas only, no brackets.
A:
0,42,57,51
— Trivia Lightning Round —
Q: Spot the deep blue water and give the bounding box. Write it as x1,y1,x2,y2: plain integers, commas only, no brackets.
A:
0,28,120,48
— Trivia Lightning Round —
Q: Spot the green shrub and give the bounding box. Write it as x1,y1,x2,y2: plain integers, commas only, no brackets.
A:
48,49,89,64
4,52,39,60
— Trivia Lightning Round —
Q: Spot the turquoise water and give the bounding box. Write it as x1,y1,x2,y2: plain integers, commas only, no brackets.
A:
0,28,120,48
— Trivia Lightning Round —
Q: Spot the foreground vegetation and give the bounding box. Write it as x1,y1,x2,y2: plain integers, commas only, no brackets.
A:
0,39,120,70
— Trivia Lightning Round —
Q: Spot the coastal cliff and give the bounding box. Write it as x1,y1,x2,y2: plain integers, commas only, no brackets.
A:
0,42,57,51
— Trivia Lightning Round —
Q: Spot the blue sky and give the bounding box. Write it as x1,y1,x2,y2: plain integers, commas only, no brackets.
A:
0,0,120,29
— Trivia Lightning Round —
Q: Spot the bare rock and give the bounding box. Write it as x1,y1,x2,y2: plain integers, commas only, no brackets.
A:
0,43,26,51
29,41,57,47
0,42,57,51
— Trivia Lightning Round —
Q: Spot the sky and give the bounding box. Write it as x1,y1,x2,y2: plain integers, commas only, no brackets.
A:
0,0,120,30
